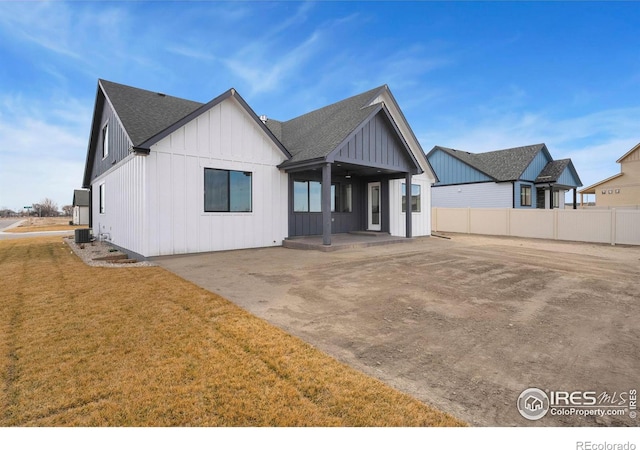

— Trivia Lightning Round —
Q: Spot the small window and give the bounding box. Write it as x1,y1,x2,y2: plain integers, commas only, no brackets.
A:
602,189,607,195
520,185,532,206
402,183,421,212
102,123,109,159
99,183,106,214
553,190,559,208
204,168,252,212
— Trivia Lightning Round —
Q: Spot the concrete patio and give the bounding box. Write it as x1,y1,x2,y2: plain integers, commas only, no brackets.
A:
282,232,413,251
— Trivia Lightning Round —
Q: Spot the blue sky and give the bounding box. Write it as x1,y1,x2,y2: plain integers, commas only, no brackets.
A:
1,1,639,211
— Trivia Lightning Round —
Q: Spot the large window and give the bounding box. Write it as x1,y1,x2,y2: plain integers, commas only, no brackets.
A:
102,123,109,159
99,183,105,214
520,185,532,207
294,181,352,213
402,183,421,212
204,168,252,212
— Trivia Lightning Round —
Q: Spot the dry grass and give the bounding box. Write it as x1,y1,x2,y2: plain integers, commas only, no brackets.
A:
5,217,82,233
0,237,465,427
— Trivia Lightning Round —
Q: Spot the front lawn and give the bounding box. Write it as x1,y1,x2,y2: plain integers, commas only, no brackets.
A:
0,237,464,426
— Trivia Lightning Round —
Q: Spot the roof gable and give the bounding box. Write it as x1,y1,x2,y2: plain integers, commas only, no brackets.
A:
100,79,204,147
535,159,582,187
617,142,640,163
428,144,548,182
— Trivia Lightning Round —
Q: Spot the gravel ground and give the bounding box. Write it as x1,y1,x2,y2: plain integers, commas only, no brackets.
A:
64,237,155,268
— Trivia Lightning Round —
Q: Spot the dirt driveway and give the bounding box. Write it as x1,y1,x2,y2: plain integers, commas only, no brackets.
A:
155,234,640,426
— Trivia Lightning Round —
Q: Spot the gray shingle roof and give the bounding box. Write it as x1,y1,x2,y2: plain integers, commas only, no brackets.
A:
73,189,89,207
536,159,570,183
272,86,386,165
433,144,546,181
100,79,204,146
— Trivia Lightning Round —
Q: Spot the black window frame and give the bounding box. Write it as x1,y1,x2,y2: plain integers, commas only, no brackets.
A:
99,183,106,214
293,180,352,213
204,168,253,213
520,184,532,207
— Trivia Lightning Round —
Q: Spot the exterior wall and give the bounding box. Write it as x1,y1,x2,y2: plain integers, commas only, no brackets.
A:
89,98,133,184
594,161,640,207
557,166,579,187
334,112,414,172
427,149,492,185
91,154,146,257
432,182,512,208
144,96,288,256
72,206,89,225
388,172,432,237
432,207,640,246
520,150,550,181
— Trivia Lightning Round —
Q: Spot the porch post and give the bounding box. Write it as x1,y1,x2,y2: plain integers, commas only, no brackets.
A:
573,188,577,209
322,163,332,246
405,172,412,238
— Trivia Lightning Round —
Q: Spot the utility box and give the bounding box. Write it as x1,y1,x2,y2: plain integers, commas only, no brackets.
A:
75,228,92,244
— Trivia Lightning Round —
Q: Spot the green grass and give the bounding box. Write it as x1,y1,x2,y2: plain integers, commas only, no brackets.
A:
0,237,465,427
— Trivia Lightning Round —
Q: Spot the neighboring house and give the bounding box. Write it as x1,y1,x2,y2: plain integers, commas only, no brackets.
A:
72,189,90,225
82,80,436,258
426,144,582,209
579,143,640,207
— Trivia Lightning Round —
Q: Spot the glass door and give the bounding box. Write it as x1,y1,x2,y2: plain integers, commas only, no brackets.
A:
368,182,381,231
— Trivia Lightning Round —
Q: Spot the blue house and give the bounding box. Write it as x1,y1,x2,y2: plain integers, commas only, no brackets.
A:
427,144,582,209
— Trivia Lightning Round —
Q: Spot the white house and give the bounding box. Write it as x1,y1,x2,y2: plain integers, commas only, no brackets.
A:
82,80,436,258
72,189,90,225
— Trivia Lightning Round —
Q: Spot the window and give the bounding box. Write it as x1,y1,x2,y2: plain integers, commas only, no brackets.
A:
294,181,352,213
402,183,421,212
102,123,109,159
520,185,532,206
553,190,559,208
99,183,105,214
204,168,252,212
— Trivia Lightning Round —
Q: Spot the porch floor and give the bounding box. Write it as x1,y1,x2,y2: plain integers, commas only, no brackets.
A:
282,232,413,252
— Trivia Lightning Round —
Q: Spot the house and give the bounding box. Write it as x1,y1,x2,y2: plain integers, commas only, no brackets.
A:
82,80,436,258
72,189,90,225
426,144,582,209
579,143,640,207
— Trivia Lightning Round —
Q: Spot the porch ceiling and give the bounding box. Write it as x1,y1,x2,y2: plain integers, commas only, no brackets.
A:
287,161,411,179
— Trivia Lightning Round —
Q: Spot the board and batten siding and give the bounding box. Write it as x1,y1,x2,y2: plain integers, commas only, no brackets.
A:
334,112,415,172
431,182,512,208
91,153,146,257
388,173,432,237
144,96,288,257
427,149,492,185
90,99,133,183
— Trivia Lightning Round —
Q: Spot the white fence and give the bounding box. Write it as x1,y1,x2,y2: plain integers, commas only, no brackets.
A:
431,208,640,246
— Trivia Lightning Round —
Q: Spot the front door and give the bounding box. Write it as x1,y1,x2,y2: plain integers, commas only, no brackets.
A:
368,182,381,231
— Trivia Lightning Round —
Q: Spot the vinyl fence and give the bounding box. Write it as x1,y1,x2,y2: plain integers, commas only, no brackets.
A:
431,208,640,246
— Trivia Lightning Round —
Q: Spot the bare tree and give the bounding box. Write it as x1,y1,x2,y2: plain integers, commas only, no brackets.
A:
33,198,59,217
62,205,73,217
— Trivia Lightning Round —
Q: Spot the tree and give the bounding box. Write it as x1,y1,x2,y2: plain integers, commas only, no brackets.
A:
33,198,59,217
62,205,73,217
0,208,15,217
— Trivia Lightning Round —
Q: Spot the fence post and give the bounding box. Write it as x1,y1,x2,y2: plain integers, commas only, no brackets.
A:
506,208,511,236
433,207,438,232
553,209,558,240
611,209,616,246
467,207,471,234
